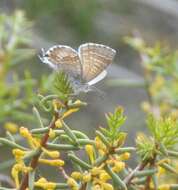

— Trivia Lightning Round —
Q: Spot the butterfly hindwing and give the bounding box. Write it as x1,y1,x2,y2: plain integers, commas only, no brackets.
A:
78,43,116,83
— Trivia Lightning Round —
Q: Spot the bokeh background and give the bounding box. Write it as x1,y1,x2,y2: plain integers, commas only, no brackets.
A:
1,0,178,183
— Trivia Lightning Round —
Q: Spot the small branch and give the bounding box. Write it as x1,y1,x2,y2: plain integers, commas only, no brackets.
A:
59,167,69,180
19,112,59,190
124,162,147,185
145,157,156,190
0,174,15,188
79,183,87,190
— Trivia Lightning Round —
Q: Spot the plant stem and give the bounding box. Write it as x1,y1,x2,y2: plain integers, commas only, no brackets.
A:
19,112,59,190
79,183,87,190
124,162,147,185
145,157,156,190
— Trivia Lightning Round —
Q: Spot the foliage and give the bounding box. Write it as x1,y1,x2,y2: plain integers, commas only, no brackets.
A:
108,36,178,189
0,10,36,124
108,36,178,116
0,11,60,125
124,36,178,117
0,11,33,72
0,71,178,190
0,11,178,189
100,107,126,145
136,133,155,161
147,115,178,148
54,72,74,101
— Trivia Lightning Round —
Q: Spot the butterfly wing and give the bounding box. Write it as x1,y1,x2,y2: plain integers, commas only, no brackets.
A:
78,43,116,83
39,45,82,79
87,70,107,86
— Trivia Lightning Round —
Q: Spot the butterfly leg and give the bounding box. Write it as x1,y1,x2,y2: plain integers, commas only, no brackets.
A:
89,86,106,99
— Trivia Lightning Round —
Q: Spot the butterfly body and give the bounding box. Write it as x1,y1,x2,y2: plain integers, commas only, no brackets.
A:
39,43,116,94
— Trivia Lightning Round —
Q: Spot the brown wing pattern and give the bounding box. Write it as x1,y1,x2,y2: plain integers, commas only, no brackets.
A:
78,43,116,82
43,45,82,79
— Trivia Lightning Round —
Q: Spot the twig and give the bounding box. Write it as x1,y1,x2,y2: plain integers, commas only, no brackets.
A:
0,174,15,188
79,182,87,190
124,162,147,185
145,156,156,190
19,112,59,190
59,167,69,180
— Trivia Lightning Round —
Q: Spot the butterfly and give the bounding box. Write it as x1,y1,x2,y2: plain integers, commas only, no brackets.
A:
39,43,116,94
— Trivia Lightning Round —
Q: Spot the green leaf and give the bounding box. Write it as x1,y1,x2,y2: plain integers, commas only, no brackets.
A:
0,138,28,150
47,143,79,151
105,165,127,190
68,153,92,170
6,131,15,142
159,163,177,174
147,114,178,149
136,134,156,161
32,106,44,128
100,106,126,144
62,121,79,145
134,169,157,177
54,71,74,100
96,130,110,147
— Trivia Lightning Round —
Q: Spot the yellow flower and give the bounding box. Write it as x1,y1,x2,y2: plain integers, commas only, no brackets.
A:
158,184,170,190
12,149,26,162
11,164,21,188
99,171,111,182
67,177,78,190
157,166,166,177
82,172,91,182
95,136,107,154
49,128,56,139
91,167,103,176
119,152,130,160
19,127,40,148
35,177,56,190
11,163,32,188
55,119,63,128
71,172,82,180
102,182,114,190
41,148,60,159
62,108,79,119
52,99,65,111
85,144,95,163
112,161,125,172
4,122,18,133
39,159,64,167
19,127,30,138
106,159,114,165
73,100,82,105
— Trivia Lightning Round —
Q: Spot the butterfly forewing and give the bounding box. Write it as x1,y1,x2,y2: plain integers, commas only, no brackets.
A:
42,45,82,79
78,43,116,82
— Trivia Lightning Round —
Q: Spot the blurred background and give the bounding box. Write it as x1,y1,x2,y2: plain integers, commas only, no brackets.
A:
0,0,178,182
